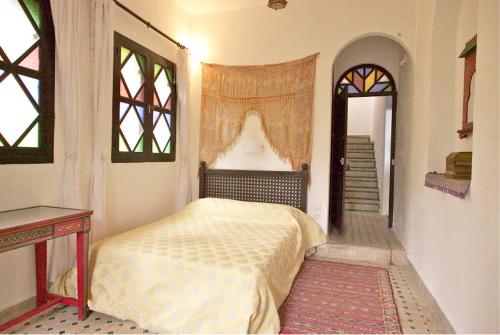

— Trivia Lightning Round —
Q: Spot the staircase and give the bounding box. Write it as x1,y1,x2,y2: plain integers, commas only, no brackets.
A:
345,136,380,213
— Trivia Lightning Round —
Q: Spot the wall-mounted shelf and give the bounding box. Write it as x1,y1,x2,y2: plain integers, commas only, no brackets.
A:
424,172,470,199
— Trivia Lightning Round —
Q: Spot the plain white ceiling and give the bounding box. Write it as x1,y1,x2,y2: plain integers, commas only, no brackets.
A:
174,0,266,15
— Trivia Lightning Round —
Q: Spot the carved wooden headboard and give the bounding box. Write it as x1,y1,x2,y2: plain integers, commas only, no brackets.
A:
199,162,308,212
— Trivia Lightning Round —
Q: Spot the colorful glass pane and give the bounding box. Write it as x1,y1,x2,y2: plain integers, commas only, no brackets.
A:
18,122,38,147
21,0,41,29
153,111,171,153
371,83,389,92
337,66,394,95
118,134,128,152
121,53,145,100
154,68,172,107
19,75,39,104
136,54,146,74
18,46,39,70
120,47,130,64
154,64,161,78
0,69,3,77
120,107,144,152
134,137,144,152
0,75,38,145
0,0,40,62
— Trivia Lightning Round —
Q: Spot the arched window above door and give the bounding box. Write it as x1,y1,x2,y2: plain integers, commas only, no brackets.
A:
336,64,395,95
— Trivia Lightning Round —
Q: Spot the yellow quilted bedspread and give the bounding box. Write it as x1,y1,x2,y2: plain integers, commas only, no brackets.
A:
51,198,326,333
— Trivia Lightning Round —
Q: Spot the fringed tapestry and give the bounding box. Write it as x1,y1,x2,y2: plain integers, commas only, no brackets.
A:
200,53,318,172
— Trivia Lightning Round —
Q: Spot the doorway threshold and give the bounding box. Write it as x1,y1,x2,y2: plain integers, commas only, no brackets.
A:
316,211,407,266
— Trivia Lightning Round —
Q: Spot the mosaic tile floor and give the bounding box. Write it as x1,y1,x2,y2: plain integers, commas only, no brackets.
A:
2,211,453,334
329,211,405,251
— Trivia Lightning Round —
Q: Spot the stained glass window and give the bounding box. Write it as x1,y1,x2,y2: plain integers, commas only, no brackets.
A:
112,33,176,163
0,0,55,164
336,65,395,95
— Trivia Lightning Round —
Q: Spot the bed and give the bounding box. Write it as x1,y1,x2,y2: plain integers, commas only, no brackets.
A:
51,163,326,333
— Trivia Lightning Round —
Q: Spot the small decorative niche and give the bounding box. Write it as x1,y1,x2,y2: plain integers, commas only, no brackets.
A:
425,152,472,199
457,35,476,139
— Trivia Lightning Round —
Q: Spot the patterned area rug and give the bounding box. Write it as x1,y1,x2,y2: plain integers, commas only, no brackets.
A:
4,260,401,334
279,259,401,334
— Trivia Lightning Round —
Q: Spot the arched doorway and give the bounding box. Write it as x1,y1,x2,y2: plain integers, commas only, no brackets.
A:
329,64,397,232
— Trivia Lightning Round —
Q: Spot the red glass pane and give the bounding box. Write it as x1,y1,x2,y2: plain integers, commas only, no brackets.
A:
135,85,144,102
19,46,39,70
153,92,160,107
165,97,172,110
120,79,129,98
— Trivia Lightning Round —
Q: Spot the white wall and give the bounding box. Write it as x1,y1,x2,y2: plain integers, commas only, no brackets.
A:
382,102,392,215
0,0,189,312
187,0,499,332
370,97,389,215
187,0,416,235
347,98,374,136
394,0,499,332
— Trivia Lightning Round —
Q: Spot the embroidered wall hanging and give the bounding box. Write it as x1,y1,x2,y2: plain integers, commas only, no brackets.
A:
200,53,318,173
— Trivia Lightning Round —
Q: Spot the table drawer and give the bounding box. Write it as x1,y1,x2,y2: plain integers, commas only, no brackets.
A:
54,219,83,237
0,227,52,251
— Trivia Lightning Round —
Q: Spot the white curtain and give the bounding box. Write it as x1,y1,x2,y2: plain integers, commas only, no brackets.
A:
176,49,193,210
49,0,83,281
89,0,114,242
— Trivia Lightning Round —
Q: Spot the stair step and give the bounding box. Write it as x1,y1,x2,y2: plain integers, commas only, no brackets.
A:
345,202,380,212
347,143,374,151
346,170,377,178
347,135,371,144
349,167,376,172
346,186,379,193
345,179,378,188
345,190,380,200
345,198,380,204
346,151,374,159
348,160,376,169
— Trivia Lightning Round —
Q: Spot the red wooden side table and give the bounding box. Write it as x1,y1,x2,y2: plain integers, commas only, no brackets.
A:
0,206,93,332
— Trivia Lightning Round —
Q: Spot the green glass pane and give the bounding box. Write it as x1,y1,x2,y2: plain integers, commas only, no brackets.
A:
154,64,161,78
120,47,131,64
119,134,128,152
384,86,392,92
22,0,40,30
18,122,38,147
0,140,3,147
134,136,144,153
164,141,171,154
152,142,159,153
166,68,174,83
136,53,146,74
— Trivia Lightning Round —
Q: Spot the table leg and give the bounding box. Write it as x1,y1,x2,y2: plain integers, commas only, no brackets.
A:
35,241,47,306
76,230,89,320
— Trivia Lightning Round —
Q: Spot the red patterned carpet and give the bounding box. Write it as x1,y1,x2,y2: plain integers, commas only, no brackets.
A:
279,259,401,334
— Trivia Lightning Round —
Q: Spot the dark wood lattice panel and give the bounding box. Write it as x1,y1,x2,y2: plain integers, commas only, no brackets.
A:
199,162,308,212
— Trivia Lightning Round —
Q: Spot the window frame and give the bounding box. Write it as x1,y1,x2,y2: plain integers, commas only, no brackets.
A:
0,0,56,164
112,32,177,163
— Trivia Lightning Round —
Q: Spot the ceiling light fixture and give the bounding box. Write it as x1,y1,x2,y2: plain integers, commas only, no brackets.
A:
268,0,287,10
